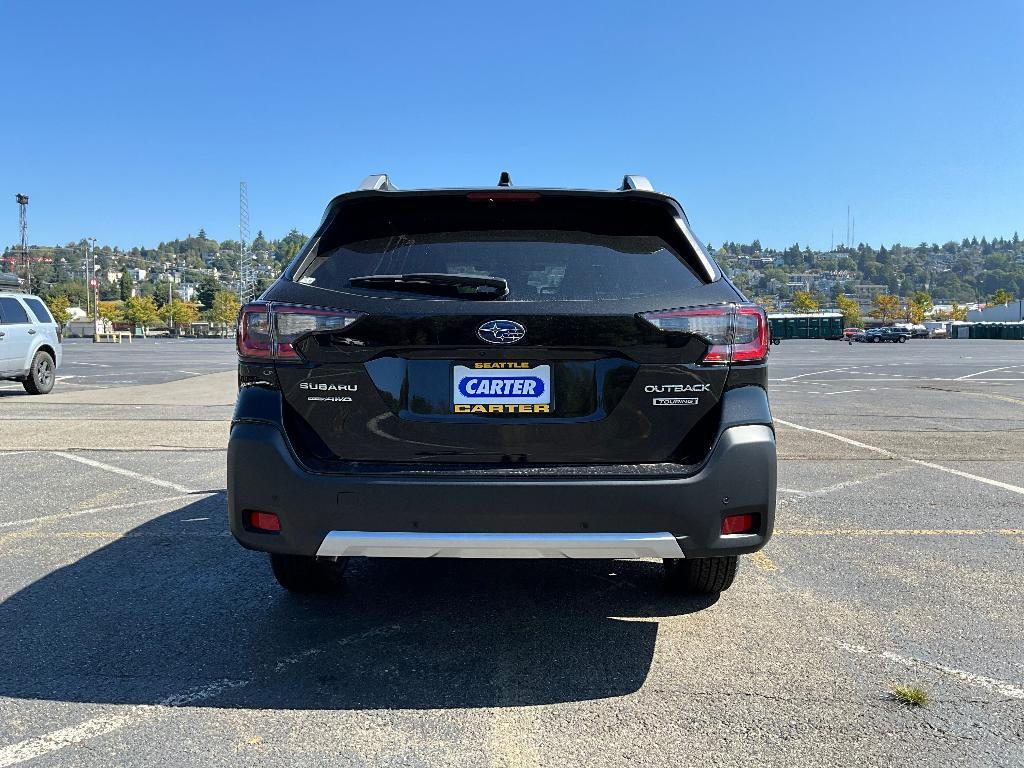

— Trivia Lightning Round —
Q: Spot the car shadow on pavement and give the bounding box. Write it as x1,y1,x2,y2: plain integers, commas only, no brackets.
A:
0,492,717,710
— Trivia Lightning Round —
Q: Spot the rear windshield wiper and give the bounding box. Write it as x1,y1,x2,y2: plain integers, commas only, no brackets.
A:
349,273,509,300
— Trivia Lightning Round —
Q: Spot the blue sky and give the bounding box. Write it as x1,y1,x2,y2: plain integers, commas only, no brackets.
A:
3,0,1022,250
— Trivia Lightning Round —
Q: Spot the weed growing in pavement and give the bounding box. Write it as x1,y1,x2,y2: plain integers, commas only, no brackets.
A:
889,684,929,707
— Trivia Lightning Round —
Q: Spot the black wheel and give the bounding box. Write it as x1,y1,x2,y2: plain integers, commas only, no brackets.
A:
269,553,347,593
871,336,881,343
664,556,739,595
23,350,55,395
898,336,907,343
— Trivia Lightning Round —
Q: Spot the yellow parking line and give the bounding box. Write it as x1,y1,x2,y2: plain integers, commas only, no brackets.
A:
748,551,779,572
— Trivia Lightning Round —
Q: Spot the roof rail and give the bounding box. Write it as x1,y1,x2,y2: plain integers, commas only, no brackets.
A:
619,175,654,192
357,173,398,192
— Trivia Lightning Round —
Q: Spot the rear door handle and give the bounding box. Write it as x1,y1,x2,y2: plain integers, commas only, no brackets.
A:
27,329,37,335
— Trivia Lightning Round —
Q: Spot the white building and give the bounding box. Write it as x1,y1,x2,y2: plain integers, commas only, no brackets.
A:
177,283,198,302
967,300,1024,323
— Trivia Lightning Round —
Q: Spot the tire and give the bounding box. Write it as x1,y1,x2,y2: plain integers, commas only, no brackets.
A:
664,556,739,595
23,350,55,395
871,336,881,343
269,553,347,593
898,336,907,343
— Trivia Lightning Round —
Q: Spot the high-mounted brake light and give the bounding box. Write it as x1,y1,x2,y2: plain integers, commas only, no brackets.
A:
639,303,769,364
466,191,541,202
237,303,364,361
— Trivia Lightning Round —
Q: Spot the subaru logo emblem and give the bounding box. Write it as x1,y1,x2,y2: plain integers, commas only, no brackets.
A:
477,319,526,345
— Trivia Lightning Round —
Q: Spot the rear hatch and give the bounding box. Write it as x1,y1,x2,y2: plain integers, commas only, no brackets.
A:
245,190,763,467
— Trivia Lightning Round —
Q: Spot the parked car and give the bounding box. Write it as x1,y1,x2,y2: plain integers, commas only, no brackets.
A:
0,291,63,394
843,327,864,339
228,173,777,596
862,327,910,343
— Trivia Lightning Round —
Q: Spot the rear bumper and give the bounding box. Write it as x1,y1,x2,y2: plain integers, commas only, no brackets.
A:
228,419,776,560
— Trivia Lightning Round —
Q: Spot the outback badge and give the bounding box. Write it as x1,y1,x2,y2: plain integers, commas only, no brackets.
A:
477,319,526,345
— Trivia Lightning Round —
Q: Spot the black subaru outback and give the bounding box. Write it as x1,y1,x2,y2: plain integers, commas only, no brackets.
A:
229,174,776,596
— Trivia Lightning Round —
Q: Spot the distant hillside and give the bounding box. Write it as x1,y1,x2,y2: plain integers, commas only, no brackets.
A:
714,235,1023,303
3,229,1022,307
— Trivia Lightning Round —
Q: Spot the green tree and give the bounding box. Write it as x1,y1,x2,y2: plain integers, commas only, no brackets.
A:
871,294,901,323
835,294,863,327
950,303,968,321
791,290,820,313
196,273,220,309
119,271,134,301
989,288,1015,305
123,296,161,331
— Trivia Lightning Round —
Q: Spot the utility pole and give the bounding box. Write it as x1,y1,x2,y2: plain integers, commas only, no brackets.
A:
168,271,174,336
88,238,99,342
16,194,28,291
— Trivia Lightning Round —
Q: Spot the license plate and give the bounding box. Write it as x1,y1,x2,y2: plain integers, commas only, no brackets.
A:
452,363,551,414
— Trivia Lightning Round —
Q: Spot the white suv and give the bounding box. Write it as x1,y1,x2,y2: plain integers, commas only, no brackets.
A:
0,292,63,395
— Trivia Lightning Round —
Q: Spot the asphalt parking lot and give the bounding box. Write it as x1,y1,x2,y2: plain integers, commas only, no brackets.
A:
0,338,1021,767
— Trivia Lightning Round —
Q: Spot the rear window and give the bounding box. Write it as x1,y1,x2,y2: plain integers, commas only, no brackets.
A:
0,297,30,324
23,297,54,324
295,195,706,301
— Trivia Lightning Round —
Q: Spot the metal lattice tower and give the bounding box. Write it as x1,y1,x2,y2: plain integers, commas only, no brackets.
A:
16,194,29,291
239,181,255,302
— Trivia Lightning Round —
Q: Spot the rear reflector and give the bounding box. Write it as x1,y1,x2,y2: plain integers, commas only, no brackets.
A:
246,510,281,533
237,303,364,361
639,303,769,364
721,513,757,535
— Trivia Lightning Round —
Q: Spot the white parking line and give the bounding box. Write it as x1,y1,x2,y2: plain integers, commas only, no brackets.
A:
0,495,203,531
955,365,1024,381
839,643,1024,700
776,368,849,382
0,624,400,767
777,467,911,499
50,452,194,494
774,418,1024,496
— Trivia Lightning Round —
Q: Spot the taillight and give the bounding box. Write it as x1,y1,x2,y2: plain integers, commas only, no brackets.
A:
237,303,364,361
639,303,768,364
273,305,363,360
237,304,272,358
